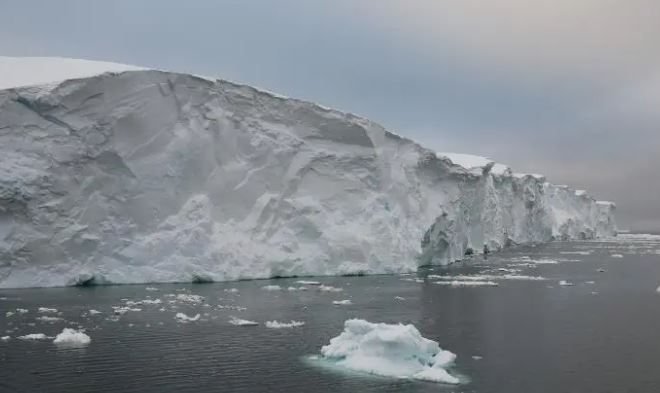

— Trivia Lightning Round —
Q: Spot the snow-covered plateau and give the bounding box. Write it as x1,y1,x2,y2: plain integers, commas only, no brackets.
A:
0,57,617,288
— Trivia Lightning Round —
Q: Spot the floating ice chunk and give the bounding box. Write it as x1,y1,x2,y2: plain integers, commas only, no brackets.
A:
175,312,201,322
320,319,459,384
5,311,14,317
656,286,660,293
229,316,258,326
141,299,162,305
18,333,48,340
36,316,63,323
559,280,574,286
560,251,593,256
1,336,9,341
394,296,406,301
431,274,544,281
16,308,28,314
333,300,352,306
584,281,596,285
224,288,239,293
89,309,102,315
112,306,142,315
145,287,159,291
287,286,307,291
318,285,343,292
265,320,305,328
175,294,205,304
296,280,321,286
434,281,499,287
472,355,483,360
53,328,90,347
597,268,607,273
261,285,282,291
38,307,58,313
611,254,624,258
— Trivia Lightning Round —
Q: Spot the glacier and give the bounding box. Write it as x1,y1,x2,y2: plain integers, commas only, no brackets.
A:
0,57,616,288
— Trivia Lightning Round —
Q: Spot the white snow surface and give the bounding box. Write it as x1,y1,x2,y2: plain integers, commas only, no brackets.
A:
320,319,459,384
0,56,617,288
53,328,91,346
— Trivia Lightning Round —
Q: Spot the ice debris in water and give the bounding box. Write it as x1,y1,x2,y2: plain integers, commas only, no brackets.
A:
89,309,102,315
394,296,406,301
229,316,259,326
287,286,308,291
53,328,91,347
318,285,343,292
611,254,624,258
38,307,58,313
145,287,159,291
434,280,499,287
16,308,28,314
559,280,574,286
174,294,204,304
265,320,305,328
224,288,239,293
332,299,352,306
1,336,10,341
296,280,321,286
18,333,49,340
36,316,63,323
261,285,282,291
320,319,460,384
175,313,201,322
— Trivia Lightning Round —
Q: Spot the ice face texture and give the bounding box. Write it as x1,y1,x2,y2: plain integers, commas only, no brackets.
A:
0,58,616,288
320,319,460,384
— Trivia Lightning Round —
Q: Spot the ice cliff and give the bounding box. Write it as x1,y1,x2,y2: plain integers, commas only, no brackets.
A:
0,57,617,288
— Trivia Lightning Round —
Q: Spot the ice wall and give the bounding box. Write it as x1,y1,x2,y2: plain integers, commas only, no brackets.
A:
0,62,616,288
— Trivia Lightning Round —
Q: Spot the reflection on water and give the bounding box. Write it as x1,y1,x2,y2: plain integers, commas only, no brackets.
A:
1,235,660,392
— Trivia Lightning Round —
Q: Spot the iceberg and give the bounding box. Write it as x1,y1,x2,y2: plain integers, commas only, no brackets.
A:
53,328,91,347
320,319,460,384
0,57,617,288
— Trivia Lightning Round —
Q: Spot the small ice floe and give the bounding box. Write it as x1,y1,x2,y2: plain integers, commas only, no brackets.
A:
597,268,607,273
261,285,282,291
611,254,624,258
394,296,406,301
228,316,258,326
560,251,593,256
141,299,162,305
1,336,9,341
296,280,321,286
265,320,305,329
36,316,63,323
532,259,560,265
655,286,660,294
89,309,102,315
584,281,596,285
320,319,459,384
434,281,499,287
53,328,90,347
37,307,58,313
431,274,545,282
472,355,483,360
287,286,308,291
16,308,28,314
112,306,142,315
174,294,205,304
145,287,159,291
175,313,201,323
5,311,14,317
318,285,343,292
17,333,49,340
558,280,574,286
332,299,352,306
224,288,239,293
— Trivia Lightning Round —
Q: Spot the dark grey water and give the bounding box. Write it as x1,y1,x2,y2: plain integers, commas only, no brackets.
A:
1,234,660,393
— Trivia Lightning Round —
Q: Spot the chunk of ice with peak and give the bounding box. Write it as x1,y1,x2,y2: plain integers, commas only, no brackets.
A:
53,328,91,347
320,319,460,384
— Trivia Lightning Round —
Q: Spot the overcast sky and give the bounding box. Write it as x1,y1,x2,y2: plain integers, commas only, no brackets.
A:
1,0,658,230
